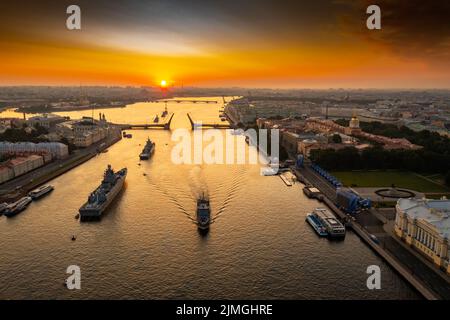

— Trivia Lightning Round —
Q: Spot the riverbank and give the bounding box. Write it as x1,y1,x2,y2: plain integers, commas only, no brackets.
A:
0,132,121,202
14,103,129,114
293,166,447,300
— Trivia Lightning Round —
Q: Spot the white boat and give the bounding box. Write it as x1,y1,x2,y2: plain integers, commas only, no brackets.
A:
306,213,328,237
311,208,346,238
28,185,54,200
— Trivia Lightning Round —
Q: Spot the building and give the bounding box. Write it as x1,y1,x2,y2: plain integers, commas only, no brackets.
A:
0,166,14,184
226,98,319,125
0,142,69,159
27,114,66,129
57,116,109,148
0,155,44,184
306,117,421,150
395,198,450,274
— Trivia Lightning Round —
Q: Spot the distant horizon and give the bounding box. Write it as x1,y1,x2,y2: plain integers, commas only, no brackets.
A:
1,1,449,89
1,84,450,91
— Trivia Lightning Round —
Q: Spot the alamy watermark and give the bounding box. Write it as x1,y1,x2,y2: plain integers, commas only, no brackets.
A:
366,265,381,290
66,4,381,31
66,5,81,30
171,127,280,174
66,265,81,290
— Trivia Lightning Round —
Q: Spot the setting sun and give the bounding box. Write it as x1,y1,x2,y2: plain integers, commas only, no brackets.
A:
160,80,167,88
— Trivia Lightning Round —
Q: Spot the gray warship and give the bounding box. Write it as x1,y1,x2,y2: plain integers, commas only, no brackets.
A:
79,165,127,219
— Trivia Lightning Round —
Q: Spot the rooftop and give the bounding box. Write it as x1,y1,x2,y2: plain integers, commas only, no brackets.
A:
397,198,450,238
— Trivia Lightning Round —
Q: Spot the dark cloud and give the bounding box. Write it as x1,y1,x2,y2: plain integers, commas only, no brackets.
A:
337,0,450,61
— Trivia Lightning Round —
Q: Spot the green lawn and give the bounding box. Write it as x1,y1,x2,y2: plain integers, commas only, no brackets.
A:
332,171,450,193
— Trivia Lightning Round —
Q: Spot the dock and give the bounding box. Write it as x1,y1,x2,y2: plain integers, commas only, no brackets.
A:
279,171,295,186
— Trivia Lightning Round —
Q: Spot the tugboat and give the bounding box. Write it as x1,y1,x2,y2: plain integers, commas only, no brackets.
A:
79,165,127,219
139,137,155,160
28,185,54,200
196,194,211,230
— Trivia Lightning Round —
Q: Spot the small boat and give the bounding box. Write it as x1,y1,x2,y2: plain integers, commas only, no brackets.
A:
153,115,160,123
196,194,211,230
161,106,168,117
28,185,54,200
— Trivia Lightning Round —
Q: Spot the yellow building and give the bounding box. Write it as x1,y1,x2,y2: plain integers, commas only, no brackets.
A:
395,198,450,274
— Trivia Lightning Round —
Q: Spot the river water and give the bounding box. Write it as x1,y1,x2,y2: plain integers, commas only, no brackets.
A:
0,98,419,299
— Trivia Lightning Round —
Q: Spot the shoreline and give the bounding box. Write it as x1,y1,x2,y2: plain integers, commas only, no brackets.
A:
0,133,122,202
292,167,443,300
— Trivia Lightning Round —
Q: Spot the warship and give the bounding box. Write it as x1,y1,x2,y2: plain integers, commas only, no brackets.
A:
196,194,211,230
79,165,127,219
139,137,155,160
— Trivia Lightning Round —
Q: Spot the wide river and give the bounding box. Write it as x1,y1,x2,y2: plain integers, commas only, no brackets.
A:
0,98,419,299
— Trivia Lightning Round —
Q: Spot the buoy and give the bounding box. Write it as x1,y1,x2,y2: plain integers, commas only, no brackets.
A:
71,235,76,241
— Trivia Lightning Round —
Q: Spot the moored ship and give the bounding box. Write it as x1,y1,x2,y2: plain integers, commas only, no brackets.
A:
28,185,54,200
139,137,155,160
4,197,32,217
196,194,211,230
79,165,127,219
306,212,328,237
310,208,346,238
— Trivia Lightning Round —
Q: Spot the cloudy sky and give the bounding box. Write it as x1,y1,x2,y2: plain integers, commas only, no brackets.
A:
0,0,449,88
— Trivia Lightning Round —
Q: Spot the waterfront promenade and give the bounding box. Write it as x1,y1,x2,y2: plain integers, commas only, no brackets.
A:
0,130,121,202
293,166,450,300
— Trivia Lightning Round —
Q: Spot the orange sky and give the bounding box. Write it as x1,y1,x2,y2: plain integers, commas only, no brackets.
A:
0,1,449,88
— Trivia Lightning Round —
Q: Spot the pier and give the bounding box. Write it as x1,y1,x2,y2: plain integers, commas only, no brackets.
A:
186,113,231,130
118,113,174,130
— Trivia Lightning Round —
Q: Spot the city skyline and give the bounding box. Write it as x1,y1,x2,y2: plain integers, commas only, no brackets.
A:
0,0,449,88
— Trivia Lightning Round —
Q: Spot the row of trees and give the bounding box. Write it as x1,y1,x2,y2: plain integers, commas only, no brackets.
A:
310,147,450,173
335,119,450,156
0,125,49,143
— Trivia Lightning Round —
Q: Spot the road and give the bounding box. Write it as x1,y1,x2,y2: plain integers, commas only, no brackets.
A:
0,131,121,201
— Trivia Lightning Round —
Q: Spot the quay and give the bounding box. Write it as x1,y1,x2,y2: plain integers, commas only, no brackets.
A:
0,130,122,203
293,165,443,300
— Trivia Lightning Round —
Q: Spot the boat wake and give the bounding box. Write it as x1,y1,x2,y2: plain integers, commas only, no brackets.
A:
143,171,196,223
212,166,248,222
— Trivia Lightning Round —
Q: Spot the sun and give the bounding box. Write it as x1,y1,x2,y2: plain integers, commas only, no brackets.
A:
160,80,167,88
